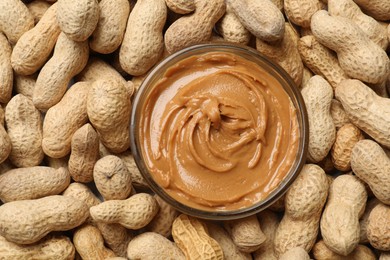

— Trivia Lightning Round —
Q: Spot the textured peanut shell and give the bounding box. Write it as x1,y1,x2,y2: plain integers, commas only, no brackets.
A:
227,0,284,41
73,225,115,260
77,57,128,87
256,23,303,86
27,0,51,24
302,75,335,162
146,195,179,237
253,210,279,260
90,0,130,54
119,0,166,76
118,151,149,190
298,35,349,89
165,0,195,14
330,99,351,129
336,79,390,148
0,0,34,44
279,247,310,260
313,240,376,260
93,155,132,200
0,112,12,163
33,32,89,110
172,214,223,260
320,174,367,256
0,235,75,260
284,0,322,28
366,203,390,250
328,0,388,50
360,199,380,244
208,223,251,260
165,0,225,54
224,215,266,253
351,140,390,205
353,0,390,21
68,123,99,183
43,81,91,158
311,10,389,84
0,33,13,104
0,195,89,244
331,123,364,172
11,3,61,76
127,232,185,260
0,166,70,202
87,79,131,153
216,3,251,45
57,0,99,41
381,253,390,260
5,94,44,167
90,193,158,230
97,223,133,257
274,164,329,256
13,73,37,99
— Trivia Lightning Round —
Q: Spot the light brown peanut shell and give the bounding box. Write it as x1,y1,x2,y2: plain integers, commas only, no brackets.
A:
207,223,251,260
0,106,10,165
96,223,133,257
366,203,390,251
330,99,351,129
313,239,376,260
164,0,225,54
93,155,132,200
0,195,89,244
68,123,99,183
253,210,280,260
224,215,266,253
172,214,223,260
90,0,130,54
328,0,388,50
311,10,389,84
256,23,303,86
0,235,75,260
0,0,34,44
127,232,185,260
43,81,91,158
302,75,335,163
227,0,284,41
284,0,322,28
57,0,99,41
331,123,364,172
320,174,367,256
353,0,390,21
13,73,37,99
0,166,70,203
165,0,195,14
119,0,166,75
359,199,380,244
351,140,390,205
279,247,310,260
90,193,159,230
0,33,13,104
87,79,131,153
11,3,61,76
73,224,115,260
27,0,51,24
216,3,251,45
5,94,44,167
298,35,349,90
274,164,329,256
146,195,179,237
336,79,390,149
33,32,89,111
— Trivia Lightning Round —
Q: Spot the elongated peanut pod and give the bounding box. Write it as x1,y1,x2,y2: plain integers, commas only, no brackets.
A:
0,33,13,104
11,3,61,75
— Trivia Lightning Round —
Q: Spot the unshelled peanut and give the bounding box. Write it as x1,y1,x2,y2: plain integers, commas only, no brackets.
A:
0,33,13,104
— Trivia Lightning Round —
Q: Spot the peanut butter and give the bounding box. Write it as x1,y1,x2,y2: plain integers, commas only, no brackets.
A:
139,51,300,211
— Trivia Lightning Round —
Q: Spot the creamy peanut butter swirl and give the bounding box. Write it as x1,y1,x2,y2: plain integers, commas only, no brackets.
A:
140,52,299,211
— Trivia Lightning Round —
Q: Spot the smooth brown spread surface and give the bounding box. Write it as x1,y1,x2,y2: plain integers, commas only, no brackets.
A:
140,51,299,211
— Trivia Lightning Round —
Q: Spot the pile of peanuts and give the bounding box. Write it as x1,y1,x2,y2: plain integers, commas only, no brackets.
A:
0,0,389,259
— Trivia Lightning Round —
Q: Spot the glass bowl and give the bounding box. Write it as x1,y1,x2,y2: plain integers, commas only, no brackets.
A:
130,43,308,220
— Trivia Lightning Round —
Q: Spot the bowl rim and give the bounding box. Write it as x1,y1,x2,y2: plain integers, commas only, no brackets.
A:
130,43,309,220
